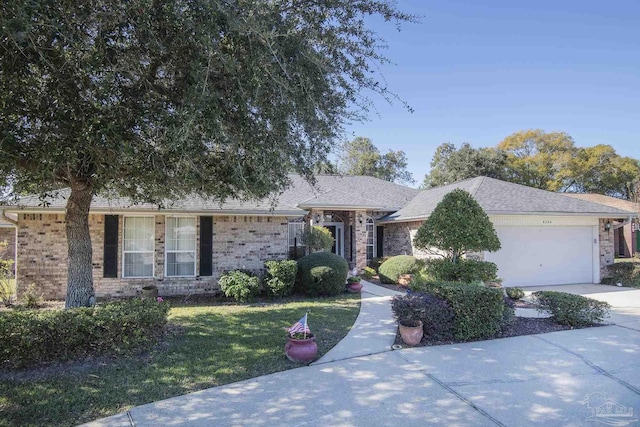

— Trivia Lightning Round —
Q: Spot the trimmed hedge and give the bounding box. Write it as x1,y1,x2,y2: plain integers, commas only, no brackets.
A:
378,255,419,284
219,270,260,302
425,258,497,283
533,291,610,326
0,298,169,369
412,281,505,341
264,260,297,297
296,251,348,296
391,293,455,341
602,263,637,285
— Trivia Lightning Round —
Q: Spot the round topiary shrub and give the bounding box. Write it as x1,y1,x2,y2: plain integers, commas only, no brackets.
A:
296,251,349,296
378,255,419,284
505,287,525,300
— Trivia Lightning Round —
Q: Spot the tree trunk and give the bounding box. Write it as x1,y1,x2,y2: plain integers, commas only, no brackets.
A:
65,181,95,308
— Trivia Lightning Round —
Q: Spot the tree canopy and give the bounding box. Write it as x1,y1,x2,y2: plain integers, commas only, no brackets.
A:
497,129,576,191
0,0,416,307
422,130,640,200
413,189,501,262
421,143,508,188
338,136,414,184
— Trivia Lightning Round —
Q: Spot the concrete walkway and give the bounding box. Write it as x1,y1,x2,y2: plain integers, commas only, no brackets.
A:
313,281,402,364
83,283,640,427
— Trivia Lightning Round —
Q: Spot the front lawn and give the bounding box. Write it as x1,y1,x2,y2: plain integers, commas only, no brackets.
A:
0,294,360,427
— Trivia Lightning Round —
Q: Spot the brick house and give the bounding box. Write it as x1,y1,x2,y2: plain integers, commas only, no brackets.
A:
564,193,640,258
3,175,636,299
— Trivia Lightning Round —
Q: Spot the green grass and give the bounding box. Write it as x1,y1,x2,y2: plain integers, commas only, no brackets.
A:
0,294,360,427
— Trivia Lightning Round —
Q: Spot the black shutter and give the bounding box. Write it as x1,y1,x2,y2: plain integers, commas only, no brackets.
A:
199,216,213,276
103,215,119,278
376,226,384,258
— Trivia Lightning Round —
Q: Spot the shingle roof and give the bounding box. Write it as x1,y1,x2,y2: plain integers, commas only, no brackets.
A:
3,175,419,216
381,176,637,222
562,193,640,213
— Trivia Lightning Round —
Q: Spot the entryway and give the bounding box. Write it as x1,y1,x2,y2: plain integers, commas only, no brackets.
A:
324,222,344,257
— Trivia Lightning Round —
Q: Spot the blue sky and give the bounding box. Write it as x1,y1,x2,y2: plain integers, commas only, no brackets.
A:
343,0,640,187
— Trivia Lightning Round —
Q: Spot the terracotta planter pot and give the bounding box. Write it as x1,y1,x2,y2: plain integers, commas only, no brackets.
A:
399,320,423,346
141,285,158,299
346,281,363,293
285,334,318,364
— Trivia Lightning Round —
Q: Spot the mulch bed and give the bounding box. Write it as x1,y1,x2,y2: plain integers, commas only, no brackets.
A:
366,275,604,347
393,317,602,348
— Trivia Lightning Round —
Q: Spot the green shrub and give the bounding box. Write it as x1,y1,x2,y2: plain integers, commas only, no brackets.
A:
505,287,525,300
264,260,297,297
362,266,377,279
392,292,455,340
414,281,504,341
413,189,501,261
378,255,419,284
425,258,498,283
218,270,260,302
533,291,610,327
23,284,43,309
0,298,169,369
296,251,348,296
0,277,14,308
502,295,516,328
303,226,335,252
367,257,389,272
603,263,636,285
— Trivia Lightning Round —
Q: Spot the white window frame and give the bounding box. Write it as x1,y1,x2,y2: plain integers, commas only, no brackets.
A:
366,216,376,262
288,218,306,251
122,216,155,278
165,216,197,278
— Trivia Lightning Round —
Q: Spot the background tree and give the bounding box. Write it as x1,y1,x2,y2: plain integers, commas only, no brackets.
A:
565,145,640,199
0,0,416,307
421,143,508,188
497,129,576,191
338,137,414,184
413,189,501,263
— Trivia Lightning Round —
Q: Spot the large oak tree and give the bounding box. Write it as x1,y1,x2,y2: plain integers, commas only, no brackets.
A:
0,0,416,307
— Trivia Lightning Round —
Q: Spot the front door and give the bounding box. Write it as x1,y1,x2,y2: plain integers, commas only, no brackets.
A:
324,223,344,257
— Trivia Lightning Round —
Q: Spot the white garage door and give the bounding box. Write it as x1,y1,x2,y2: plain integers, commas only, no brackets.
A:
484,226,594,287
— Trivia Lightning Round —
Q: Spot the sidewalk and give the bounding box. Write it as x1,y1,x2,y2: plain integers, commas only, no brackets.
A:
313,280,403,364
82,284,640,427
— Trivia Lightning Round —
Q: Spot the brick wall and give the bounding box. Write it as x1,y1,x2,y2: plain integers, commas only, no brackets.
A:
17,213,289,300
212,215,289,277
383,221,433,259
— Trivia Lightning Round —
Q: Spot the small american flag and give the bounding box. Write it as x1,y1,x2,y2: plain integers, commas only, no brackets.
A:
288,314,311,335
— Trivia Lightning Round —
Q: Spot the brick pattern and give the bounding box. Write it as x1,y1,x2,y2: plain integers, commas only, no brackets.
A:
383,221,432,259
17,213,289,300
354,209,368,271
212,215,288,277
599,218,615,279
17,213,68,299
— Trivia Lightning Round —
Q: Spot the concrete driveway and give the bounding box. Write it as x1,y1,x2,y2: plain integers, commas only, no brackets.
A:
84,284,640,427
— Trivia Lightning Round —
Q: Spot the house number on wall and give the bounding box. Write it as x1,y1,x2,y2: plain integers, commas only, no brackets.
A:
542,220,553,224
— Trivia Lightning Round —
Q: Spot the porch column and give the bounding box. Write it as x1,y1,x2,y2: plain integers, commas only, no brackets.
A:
354,209,368,272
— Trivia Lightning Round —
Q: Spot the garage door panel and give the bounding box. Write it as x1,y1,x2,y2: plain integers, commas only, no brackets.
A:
485,226,593,287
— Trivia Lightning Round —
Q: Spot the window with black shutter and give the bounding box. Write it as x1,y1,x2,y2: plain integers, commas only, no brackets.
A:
103,215,119,278
199,216,213,276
